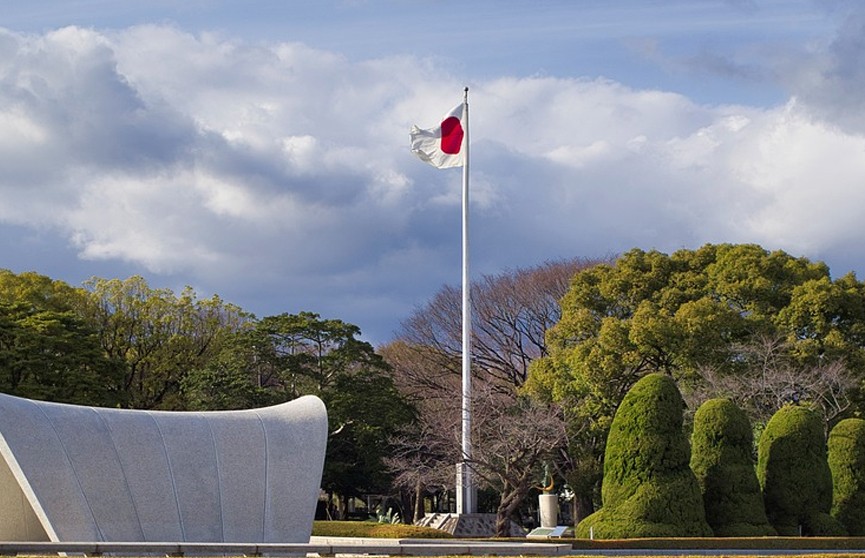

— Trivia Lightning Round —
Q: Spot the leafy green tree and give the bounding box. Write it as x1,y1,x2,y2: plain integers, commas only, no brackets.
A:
80,276,248,409
576,373,711,538
828,418,865,535
181,332,275,411
322,367,416,506
526,244,865,515
0,270,124,406
690,398,775,536
757,405,845,536
253,311,386,396
186,311,417,515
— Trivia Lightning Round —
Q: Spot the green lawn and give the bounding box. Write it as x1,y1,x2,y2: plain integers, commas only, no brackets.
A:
312,520,453,538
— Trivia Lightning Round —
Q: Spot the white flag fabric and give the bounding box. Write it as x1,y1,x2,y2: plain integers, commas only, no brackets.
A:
410,103,465,168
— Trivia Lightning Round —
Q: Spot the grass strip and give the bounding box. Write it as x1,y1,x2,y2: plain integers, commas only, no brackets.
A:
312,520,452,538
567,537,865,550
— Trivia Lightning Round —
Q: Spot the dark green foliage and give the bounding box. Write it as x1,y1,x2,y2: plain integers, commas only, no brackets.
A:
828,418,865,535
576,373,712,538
757,405,845,536
238,312,418,498
0,270,126,407
690,398,775,536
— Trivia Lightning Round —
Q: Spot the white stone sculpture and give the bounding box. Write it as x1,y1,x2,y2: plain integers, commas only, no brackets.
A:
0,393,327,543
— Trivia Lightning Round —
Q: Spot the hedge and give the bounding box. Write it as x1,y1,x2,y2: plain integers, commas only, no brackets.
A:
829,418,865,535
757,404,845,536
690,398,775,536
576,373,712,538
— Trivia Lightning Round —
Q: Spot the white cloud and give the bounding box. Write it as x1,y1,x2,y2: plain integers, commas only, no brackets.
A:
1,23,865,342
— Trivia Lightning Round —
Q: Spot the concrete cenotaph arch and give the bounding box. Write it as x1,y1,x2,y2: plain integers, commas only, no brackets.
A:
0,393,327,543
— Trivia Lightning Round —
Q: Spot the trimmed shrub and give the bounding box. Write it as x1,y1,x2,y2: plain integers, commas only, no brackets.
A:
757,404,845,536
576,373,712,538
690,398,775,536
829,418,865,535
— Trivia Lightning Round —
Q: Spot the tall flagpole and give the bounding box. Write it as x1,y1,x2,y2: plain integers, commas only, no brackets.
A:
458,86,475,515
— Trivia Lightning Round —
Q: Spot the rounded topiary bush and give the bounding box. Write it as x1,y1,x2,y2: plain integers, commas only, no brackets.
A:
828,418,865,535
576,373,712,539
690,398,775,537
757,405,845,536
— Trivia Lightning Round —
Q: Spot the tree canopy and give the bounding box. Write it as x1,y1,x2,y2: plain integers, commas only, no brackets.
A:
0,270,124,406
526,243,865,513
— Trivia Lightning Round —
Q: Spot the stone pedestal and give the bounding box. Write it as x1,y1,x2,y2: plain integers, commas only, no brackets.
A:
538,494,558,528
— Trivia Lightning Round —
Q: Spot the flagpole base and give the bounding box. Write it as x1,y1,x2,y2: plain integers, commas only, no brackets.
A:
455,462,476,514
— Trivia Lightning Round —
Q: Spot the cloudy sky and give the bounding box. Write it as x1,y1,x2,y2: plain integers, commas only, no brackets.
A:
1,1,865,344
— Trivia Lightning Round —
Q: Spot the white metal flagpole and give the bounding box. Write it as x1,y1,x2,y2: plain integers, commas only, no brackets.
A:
458,86,475,515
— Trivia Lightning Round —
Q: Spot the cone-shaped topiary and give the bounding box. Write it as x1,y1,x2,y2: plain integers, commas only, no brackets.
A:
757,405,845,536
690,398,775,536
576,373,712,538
829,418,865,535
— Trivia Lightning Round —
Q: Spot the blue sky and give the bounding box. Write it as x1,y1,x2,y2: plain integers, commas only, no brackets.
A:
1,1,864,343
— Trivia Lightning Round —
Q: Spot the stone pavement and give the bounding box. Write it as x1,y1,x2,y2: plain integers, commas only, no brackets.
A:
309,535,572,555
0,537,573,556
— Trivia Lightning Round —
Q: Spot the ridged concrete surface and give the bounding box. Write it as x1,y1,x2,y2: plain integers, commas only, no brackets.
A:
0,393,327,543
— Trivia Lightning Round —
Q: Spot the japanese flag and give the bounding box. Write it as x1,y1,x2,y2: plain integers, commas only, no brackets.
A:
410,103,465,168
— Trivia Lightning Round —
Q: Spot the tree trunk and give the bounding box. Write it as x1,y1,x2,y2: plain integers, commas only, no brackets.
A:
573,492,594,526
413,478,425,522
326,491,336,520
495,488,526,538
337,494,347,520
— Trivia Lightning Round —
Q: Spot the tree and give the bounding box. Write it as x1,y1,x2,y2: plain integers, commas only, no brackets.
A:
468,385,567,537
828,418,865,535
399,258,602,388
689,334,856,431
206,312,417,516
382,341,462,522
385,357,567,536
757,404,845,536
690,398,775,536
576,373,711,538
181,331,275,411
387,258,602,526
80,276,248,409
526,244,865,516
0,270,124,406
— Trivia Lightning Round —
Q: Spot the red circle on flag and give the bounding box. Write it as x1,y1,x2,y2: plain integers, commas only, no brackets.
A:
440,116,464,155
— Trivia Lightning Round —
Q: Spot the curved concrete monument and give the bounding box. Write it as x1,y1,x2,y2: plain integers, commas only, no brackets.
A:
0,393,327,543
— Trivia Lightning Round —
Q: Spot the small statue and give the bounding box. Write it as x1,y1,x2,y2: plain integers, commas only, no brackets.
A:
536,462,554,494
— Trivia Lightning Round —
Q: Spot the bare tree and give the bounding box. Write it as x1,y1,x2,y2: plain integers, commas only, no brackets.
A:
384,366,567,536
685,334,856,432
467,384,567,537
381,341,462,522
383,258,605,529
398,258,604,388
386,411,458,522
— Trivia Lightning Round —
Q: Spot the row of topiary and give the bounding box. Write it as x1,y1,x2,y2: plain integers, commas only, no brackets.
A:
576,373,865,539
